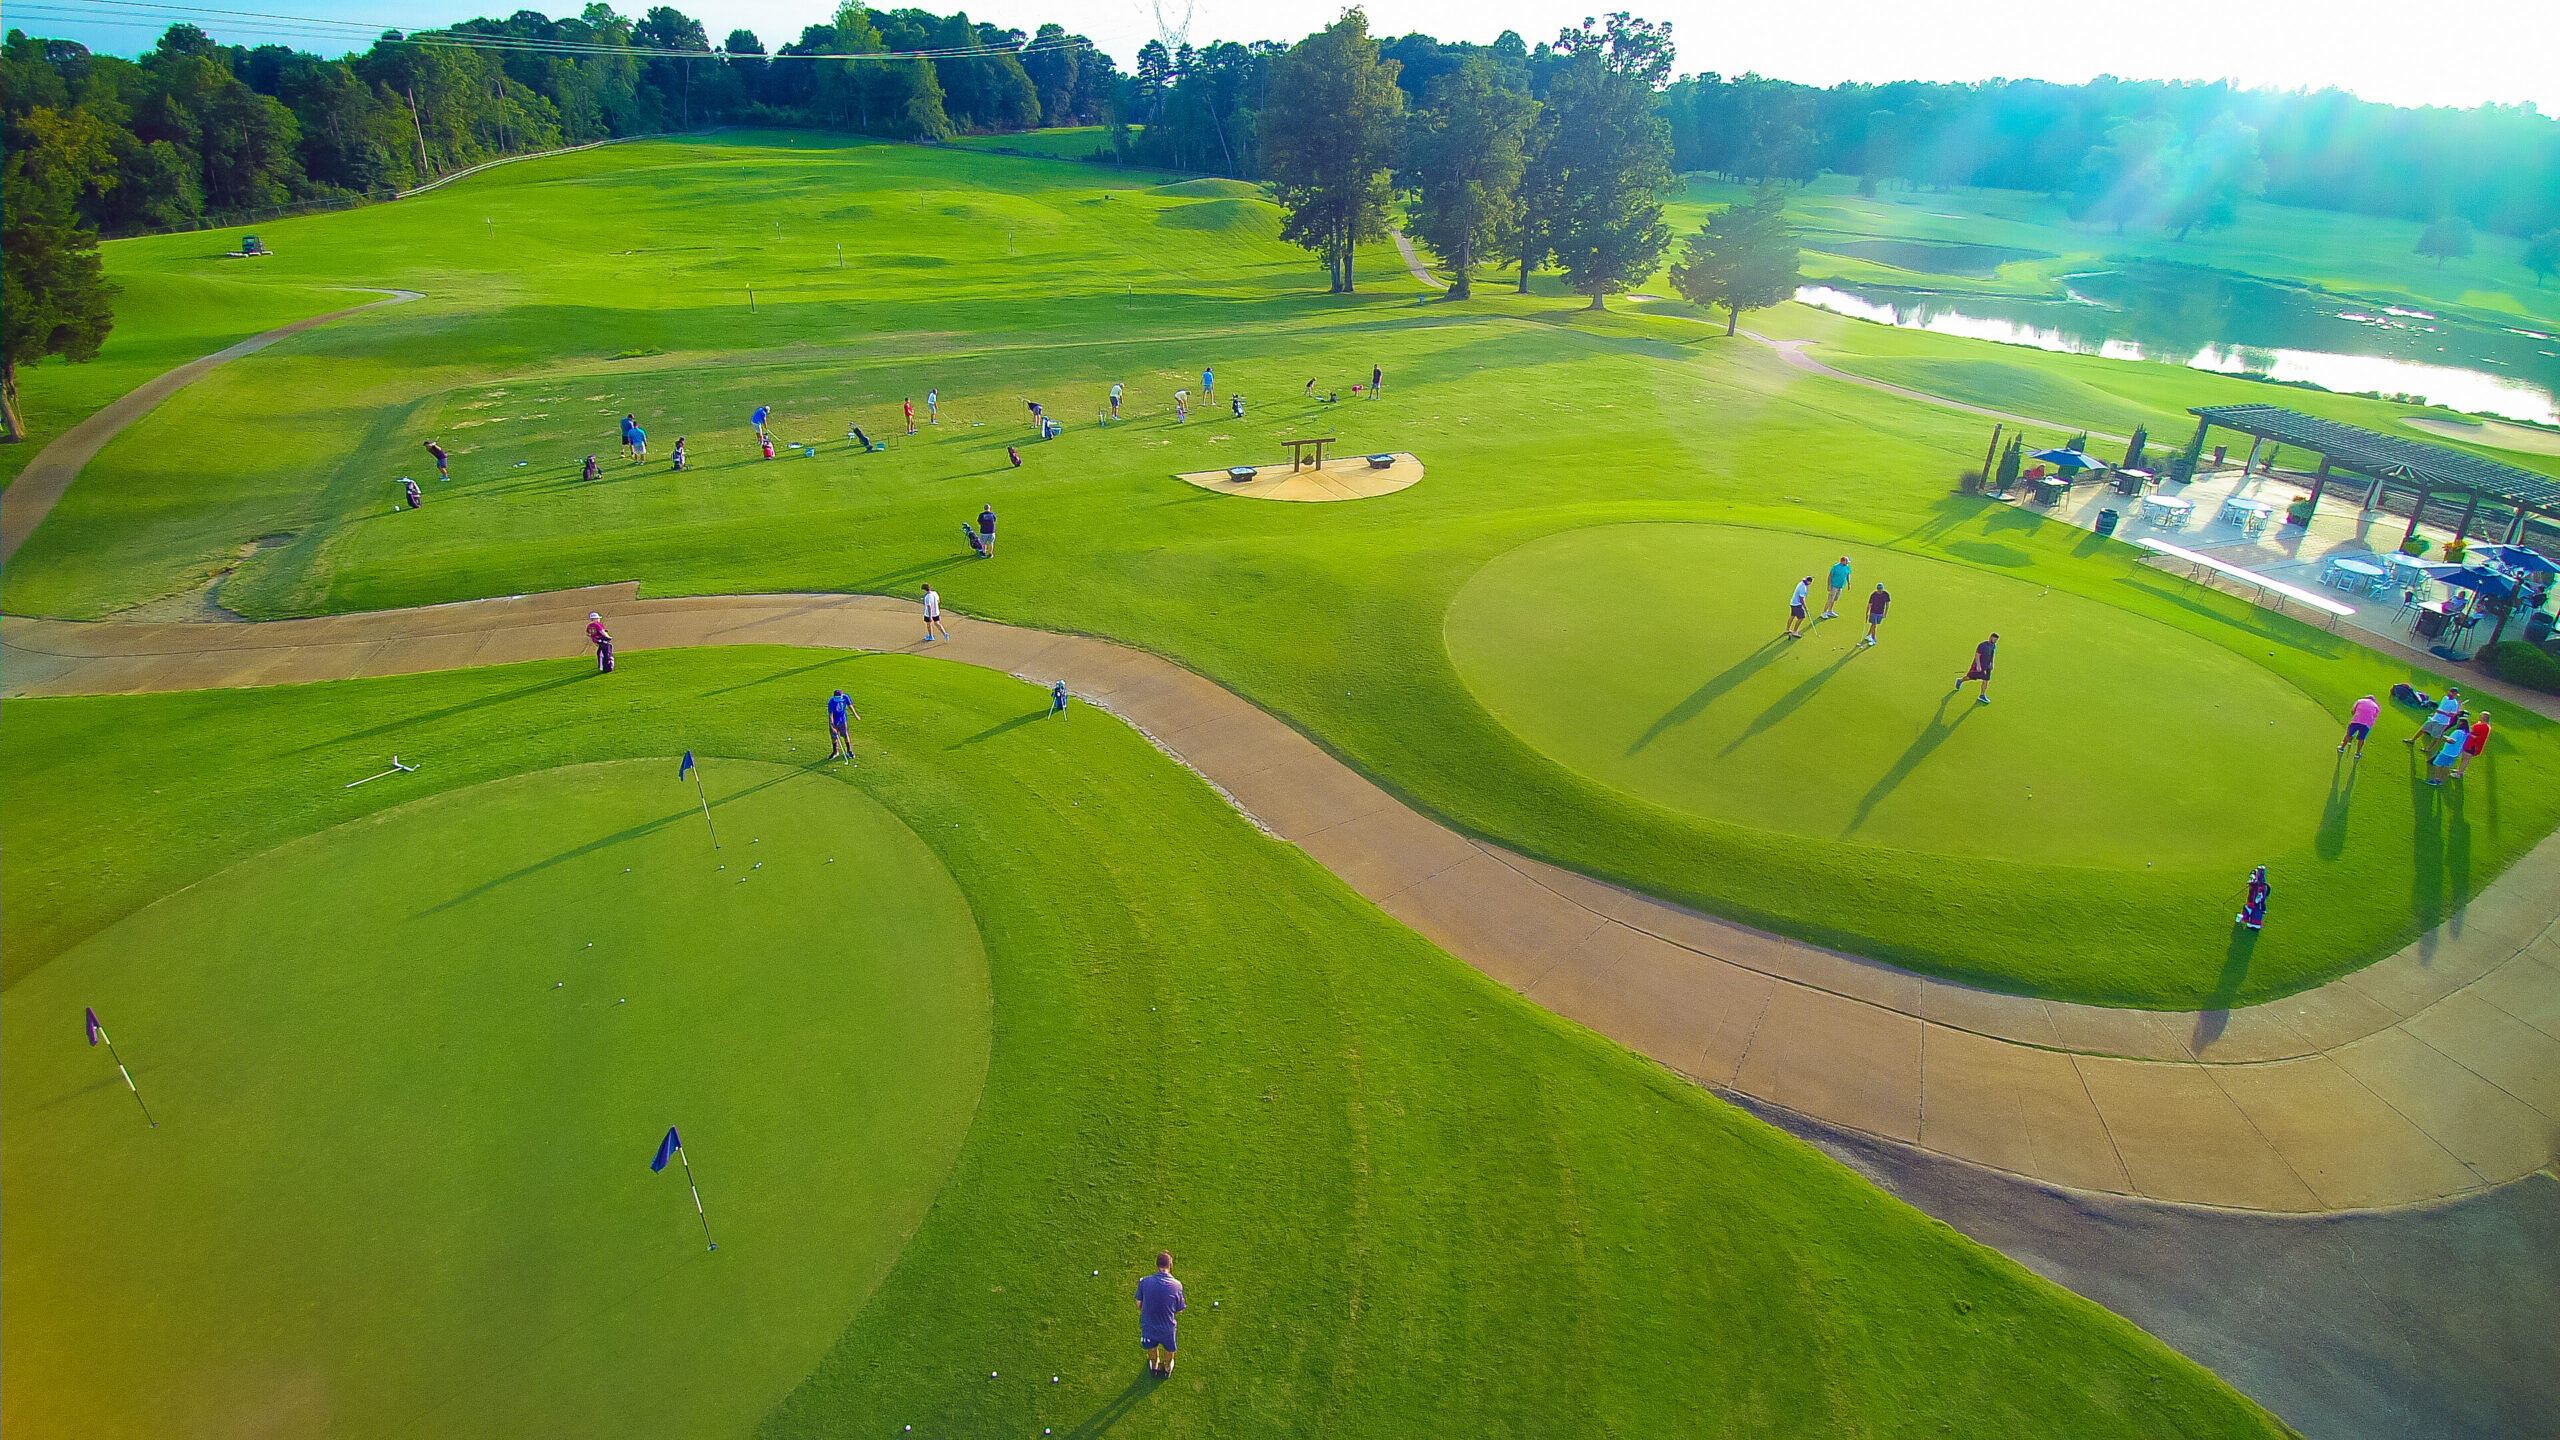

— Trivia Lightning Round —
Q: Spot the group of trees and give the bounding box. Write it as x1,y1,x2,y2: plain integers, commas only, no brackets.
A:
0,5,1117,241
1257,10,1794,324
1659,71,2560,244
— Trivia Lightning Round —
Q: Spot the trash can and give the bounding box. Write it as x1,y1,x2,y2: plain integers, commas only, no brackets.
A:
2095,508,2120,539
2527,609,2555,644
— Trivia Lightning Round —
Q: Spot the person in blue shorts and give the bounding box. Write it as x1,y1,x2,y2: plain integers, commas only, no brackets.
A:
826,687,859,760
1137,1251,1186,1375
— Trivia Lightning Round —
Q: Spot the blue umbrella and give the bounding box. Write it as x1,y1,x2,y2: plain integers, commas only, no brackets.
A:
2470,543,2556,575
2439,566,2520,600
2028,448,2104,472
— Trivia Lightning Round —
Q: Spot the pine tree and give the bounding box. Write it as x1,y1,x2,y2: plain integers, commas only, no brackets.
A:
1401,55,1533,300
1262,9,1404,294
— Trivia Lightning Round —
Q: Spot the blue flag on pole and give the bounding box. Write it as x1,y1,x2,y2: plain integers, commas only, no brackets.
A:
85,1006,104,1046
679,751,695,779
652,1126,682,1172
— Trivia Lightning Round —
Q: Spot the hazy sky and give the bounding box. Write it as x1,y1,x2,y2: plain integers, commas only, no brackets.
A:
31,0,2560,112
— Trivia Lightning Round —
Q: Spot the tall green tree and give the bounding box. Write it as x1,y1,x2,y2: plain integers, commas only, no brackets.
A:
1262,9,1404,293
2,103,120,440
1400,54,1532,299
1529,13,1675,310
2527,229,2560,287
2160,112,2265,239
2415,215,2475,267
1668,185,1797,334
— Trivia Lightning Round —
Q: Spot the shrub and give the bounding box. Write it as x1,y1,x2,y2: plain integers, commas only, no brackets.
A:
2401,535,2431,557
2480,640,2560,694
2444,537,2470,564
1959,468,1985,495
2285,497,2316,526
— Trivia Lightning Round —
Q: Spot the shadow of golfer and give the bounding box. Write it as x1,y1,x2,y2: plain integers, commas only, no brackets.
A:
1721,648,1861,757
2194,924,2261,1052
2315,758,2356,860
2408,752,2446,932
1841,693,1975,838
1628,637,1788,756
1060,1374,1156,1439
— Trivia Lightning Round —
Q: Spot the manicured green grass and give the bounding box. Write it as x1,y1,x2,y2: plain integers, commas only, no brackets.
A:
5,131,2551,1005
2,757,988,1437
0,267,360,493
0,648,2294,1438
1447,523,2334,863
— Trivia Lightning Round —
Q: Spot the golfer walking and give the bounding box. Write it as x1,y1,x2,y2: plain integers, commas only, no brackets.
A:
1956,632,1997,703
1862,582,1891,646
1137,1251,1186,1376
922,585,949,643
827,687,860,760
2407,687,2462,749
1785,575,1813,637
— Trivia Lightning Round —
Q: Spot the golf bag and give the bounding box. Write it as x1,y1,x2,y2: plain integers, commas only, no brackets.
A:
596,639,615,673
962,522,991,559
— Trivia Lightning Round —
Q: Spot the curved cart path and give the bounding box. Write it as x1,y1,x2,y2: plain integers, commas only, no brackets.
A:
8,587,2554,1214
0,288,423,565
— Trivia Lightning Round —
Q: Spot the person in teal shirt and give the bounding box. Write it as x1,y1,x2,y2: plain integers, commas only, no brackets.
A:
1823,555,1852,619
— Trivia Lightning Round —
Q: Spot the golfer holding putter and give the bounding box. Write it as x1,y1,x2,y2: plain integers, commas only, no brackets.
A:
1785,575,1813,637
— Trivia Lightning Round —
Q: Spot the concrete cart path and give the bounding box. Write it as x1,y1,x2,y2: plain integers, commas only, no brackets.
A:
10,588,2554,1215
0,289,424,565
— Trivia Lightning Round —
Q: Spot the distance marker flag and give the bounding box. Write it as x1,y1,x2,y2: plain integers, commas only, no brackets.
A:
84,1007,157,1128
680,751,719,849
650,1126,717,1250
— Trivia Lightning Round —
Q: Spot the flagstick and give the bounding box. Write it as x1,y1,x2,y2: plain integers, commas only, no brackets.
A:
690,764,720,850
97,1027,156,1128
679,1145,716,1250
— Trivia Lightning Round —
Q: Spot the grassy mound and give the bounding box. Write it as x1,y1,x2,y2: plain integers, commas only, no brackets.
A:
0,756,988,1437
1446,523,2333,863
0,649,2291,1438
1149,177,1265,199
1155,196,1284,237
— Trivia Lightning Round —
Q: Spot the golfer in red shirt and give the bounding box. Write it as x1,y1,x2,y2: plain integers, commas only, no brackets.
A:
2457,713,2490,778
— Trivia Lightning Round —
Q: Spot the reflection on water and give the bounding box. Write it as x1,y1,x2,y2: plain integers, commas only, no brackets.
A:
1797,264,2560,425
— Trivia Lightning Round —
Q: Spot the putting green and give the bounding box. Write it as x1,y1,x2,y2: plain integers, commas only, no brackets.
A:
0,758,988,1439
1446,524,2335,865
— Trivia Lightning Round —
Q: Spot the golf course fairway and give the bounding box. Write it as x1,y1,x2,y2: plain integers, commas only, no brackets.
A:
1445,523,2335,862
0,757,990,1439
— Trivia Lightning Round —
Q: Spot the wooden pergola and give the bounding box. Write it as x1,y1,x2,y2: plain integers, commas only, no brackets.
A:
2186,403,2560,548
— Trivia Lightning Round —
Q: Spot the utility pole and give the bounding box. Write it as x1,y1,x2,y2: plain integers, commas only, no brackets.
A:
407,84,432,178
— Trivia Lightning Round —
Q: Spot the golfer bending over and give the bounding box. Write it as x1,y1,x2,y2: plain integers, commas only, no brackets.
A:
1785,576,1812,637
1137,1251,1186,1375
827,687,859,760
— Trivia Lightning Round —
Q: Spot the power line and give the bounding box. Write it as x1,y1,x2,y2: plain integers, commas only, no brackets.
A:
18,0,1094,61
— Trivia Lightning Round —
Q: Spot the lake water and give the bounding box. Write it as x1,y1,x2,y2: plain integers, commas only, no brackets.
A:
1795,261,2560,426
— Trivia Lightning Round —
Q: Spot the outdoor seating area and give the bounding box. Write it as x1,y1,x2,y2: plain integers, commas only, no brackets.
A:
2321,557,2389,598
2134,537,2357,629
2137,494,2192,529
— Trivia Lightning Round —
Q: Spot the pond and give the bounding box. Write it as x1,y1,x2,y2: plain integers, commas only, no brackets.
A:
1795,261,2560,425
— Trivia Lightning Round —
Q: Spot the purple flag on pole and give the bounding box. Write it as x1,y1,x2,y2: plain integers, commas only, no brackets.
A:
85,1007,104,1046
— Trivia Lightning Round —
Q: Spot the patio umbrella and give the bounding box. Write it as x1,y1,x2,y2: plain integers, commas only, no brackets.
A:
2441,566,2526,649
2028,448,2104,472
2471,543,2557,576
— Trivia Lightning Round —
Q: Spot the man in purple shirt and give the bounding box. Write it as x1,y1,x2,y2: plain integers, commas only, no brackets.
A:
1136,1250,1186,1375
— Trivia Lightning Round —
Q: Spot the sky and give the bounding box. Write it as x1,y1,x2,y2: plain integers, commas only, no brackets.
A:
23,0,2560,113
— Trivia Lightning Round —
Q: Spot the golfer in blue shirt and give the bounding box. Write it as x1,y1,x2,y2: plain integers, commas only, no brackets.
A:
1136,1251,1186,1375
751,404,771,442
827,687,859,760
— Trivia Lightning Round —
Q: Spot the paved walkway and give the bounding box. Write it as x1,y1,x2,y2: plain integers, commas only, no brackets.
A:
9,589,2555,1214
0,289,422,565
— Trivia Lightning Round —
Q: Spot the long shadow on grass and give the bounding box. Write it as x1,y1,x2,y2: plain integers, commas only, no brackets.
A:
2193,925,2261,1050
1628,637,1788,756
413,771,798,918
1841,692,1976,837
2316,753,2357,860
1060,1374,1157,1439
952,710,1046,747
288,670,588,754
1720,645,1862,757
700,655,844,697
2409,752,2447,933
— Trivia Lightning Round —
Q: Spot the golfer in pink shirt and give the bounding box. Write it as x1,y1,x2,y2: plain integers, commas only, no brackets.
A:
2339,694,2381,757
